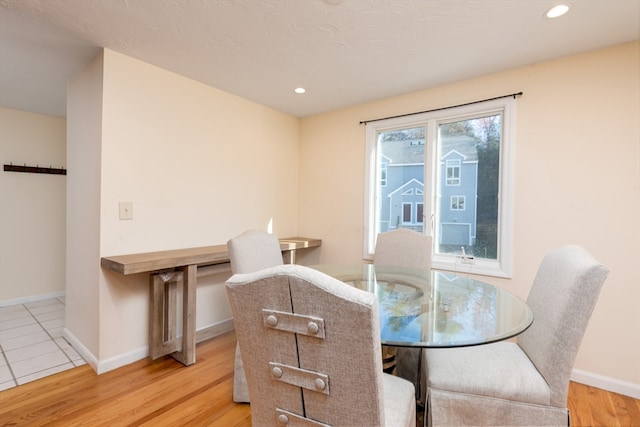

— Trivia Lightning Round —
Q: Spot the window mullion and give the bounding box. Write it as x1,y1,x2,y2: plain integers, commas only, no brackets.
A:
425,120,437,238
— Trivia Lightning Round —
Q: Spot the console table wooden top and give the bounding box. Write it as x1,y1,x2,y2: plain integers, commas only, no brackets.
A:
101,237,322,275
99,236,322,366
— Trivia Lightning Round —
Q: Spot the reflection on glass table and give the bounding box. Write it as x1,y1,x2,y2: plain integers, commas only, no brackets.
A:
310,264,533,348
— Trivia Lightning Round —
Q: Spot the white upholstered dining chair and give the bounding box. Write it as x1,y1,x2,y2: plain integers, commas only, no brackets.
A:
227,229,283,403
374,228,432,404
424,245,609,426
226,264,416,427
374,228,432,270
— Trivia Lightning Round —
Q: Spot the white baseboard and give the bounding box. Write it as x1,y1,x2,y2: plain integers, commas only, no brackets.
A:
0,291,66,307
62,327,99,373
96,346,149,375
196,318,235,342
572,368,640,399
63,319,235,375
63,327,149,374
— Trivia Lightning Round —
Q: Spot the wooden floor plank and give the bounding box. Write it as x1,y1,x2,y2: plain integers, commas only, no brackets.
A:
1,331,638,427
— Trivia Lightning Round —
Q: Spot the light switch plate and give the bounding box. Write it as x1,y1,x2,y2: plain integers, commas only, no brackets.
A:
119,201,133,220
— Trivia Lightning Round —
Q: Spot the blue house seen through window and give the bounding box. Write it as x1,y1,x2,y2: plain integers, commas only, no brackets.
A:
378,135,479,247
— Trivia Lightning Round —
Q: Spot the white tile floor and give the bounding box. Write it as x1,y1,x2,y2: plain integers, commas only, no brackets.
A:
0,297,86,391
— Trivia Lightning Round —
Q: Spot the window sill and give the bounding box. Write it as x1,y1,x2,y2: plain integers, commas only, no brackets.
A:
431,256,511,279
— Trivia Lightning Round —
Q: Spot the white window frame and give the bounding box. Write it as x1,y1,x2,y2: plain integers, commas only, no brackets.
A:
380,162,387,186
363,97,515,278
451,195,465,211
446,159,461,186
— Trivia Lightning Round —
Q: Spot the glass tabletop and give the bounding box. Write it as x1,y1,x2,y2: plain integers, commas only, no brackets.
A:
310,264,533,348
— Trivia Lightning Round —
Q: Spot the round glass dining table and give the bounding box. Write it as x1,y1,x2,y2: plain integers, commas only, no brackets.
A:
310,264,533,348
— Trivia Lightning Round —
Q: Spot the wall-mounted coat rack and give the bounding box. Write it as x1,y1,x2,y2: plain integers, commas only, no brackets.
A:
4,163,67,175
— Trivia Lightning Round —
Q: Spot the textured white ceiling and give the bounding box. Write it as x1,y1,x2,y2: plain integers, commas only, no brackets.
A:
1,0,639,118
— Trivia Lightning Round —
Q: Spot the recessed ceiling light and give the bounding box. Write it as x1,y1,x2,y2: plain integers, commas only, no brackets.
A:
546,4,570,18
294,87,306,94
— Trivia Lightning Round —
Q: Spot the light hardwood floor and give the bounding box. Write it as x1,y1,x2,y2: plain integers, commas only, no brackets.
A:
0,331,638,426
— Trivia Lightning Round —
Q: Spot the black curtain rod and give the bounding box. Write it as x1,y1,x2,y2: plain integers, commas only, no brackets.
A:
359,91,523,125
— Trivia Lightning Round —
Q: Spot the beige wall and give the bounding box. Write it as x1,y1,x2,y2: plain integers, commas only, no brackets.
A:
65,52,104,363
0,108,66,303
65,49,300,370
298,42,640,390
7,41,638,393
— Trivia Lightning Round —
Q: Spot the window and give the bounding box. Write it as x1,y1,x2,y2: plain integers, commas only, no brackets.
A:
364,97,515,278
400,202,424,225
451,196,465,210
446,160,461,185
402,203,412,223
380,162,387,186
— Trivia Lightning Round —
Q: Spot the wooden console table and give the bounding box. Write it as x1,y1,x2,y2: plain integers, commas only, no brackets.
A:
101,237,321,365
